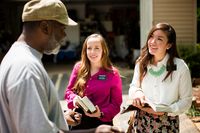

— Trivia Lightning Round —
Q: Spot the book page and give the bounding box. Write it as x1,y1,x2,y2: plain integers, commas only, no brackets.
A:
82,96,96,113
121,99,171,114
145,98,170,112
77,96,89,112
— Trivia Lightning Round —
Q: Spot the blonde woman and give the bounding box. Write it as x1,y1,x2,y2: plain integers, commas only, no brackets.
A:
65,33,122,129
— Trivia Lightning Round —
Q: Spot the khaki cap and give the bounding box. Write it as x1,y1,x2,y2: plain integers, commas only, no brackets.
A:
22,0,77,26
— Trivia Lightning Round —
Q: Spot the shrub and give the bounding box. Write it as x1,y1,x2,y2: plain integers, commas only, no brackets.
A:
177,44,200,78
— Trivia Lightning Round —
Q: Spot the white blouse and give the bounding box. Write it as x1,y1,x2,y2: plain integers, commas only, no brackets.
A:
129,54,193,115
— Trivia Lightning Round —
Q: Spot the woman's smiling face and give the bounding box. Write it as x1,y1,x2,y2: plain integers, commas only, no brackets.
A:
148,30,171,60
86,37,103,65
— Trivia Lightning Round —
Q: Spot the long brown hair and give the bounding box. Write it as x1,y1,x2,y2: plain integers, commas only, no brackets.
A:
73,33,113,96
137,23,179,84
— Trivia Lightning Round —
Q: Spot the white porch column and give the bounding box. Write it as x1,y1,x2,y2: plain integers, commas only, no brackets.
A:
140,0,153,48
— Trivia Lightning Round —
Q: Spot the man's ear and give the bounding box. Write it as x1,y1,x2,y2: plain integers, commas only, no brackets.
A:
39,21,51,35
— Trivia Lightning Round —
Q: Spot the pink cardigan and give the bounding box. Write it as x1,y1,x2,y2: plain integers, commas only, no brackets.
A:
64,63,122,122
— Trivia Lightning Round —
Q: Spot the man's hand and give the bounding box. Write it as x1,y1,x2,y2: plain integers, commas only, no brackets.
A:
61,124,124,133
95,125,124,133
64,109,82,126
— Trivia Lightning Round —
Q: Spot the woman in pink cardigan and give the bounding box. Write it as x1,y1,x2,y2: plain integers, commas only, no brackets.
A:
64,33,122,130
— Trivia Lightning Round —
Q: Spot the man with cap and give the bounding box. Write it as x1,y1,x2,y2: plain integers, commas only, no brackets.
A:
0,0,123,133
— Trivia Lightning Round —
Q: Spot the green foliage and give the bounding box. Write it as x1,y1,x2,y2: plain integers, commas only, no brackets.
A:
177,44,200,78
186,101,200,117
197,8,200,21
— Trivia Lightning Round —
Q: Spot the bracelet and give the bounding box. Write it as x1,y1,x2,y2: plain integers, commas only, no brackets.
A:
99,112,104,118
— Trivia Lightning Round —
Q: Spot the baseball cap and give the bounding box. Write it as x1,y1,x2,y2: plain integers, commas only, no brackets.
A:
22,0,77,26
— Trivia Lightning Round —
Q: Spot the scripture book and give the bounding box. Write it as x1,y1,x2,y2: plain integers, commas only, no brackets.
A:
76,96,97,113
121,99,170,114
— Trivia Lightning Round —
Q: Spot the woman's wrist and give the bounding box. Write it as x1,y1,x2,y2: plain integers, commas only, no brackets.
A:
98,112,104,118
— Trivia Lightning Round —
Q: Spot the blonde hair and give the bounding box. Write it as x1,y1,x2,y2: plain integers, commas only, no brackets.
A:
73,33,113,96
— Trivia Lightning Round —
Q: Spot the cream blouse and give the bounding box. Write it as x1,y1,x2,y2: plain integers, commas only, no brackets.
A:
129,54,193,115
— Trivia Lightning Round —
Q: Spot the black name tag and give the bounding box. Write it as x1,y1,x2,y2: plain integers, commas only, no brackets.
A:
98,75,106,80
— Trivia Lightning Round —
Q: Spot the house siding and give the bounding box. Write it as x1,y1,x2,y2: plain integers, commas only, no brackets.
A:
153,0,196,45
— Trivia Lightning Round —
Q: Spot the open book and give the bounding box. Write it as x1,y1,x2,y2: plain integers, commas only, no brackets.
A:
121,99,170,114
145,99,170,112
76,96,97,113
